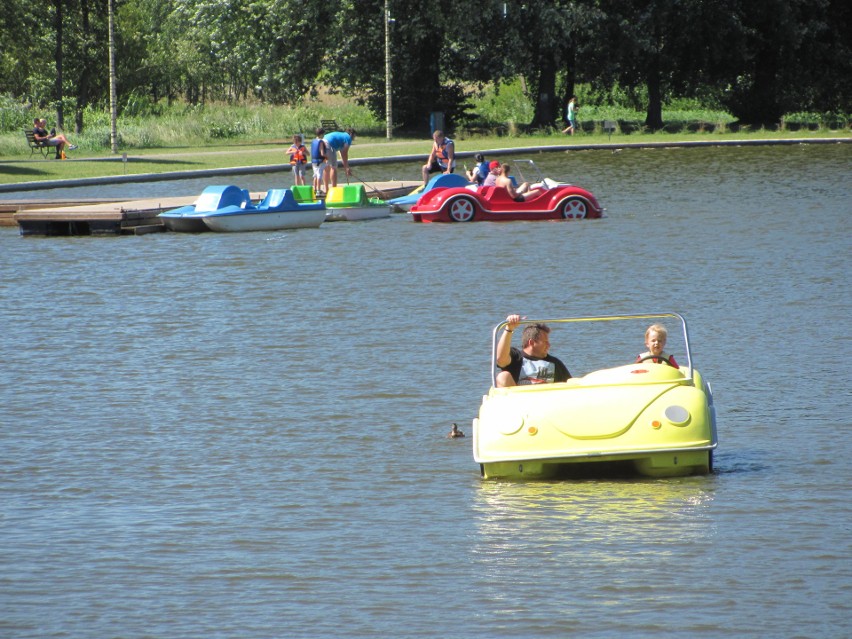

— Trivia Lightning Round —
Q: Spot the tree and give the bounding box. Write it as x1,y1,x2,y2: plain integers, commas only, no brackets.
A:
0,0,43,100
723,0,852,123
492,1,579,128
327,0,460,131
589,0,746,129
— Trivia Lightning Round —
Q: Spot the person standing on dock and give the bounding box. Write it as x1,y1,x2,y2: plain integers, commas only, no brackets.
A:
325,128,356,187
286,134,309,186
311,128,330,196
421,130,455,185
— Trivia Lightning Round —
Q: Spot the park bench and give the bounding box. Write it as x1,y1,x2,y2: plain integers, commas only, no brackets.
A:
321,119,341,132
24,129,55,158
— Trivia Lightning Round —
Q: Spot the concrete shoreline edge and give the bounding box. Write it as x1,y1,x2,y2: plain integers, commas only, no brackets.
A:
1,136,849,194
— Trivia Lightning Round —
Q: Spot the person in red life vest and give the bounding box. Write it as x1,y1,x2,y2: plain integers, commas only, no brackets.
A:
495,314,572,387
286,134,309,186
421,130,456,185
636,324,679,368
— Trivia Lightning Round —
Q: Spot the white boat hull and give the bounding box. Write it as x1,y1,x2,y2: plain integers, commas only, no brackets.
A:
325,205,392,221
160,215,208,233
202,209,325,232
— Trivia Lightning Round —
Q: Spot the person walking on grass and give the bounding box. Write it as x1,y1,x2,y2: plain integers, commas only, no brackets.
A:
562,97,578,135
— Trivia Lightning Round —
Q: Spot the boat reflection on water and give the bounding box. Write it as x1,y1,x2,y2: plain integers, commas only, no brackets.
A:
468,479,719,634
472,478,717,555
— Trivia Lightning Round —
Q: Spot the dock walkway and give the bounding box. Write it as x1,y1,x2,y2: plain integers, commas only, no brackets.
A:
6,182,418,236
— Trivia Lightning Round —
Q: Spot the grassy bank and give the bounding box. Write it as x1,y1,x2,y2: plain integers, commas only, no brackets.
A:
1,86,849,186
1,128,850,187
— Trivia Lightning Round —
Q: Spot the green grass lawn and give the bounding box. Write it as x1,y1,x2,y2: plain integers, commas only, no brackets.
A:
1,127,849,187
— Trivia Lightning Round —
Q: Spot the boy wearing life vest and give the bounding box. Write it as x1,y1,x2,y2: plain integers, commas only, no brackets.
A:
636,324,680,368
311,128,329,196
286,134,309,186
421,130,456,185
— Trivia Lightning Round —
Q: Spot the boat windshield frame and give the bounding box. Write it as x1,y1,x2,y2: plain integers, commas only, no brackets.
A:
510,159,548,186
490,312,694,387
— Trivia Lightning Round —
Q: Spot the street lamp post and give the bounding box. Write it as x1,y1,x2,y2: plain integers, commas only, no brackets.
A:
108,0,118,153
384,0,393,140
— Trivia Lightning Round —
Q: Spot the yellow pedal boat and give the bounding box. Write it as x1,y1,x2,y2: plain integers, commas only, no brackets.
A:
473,313,718,479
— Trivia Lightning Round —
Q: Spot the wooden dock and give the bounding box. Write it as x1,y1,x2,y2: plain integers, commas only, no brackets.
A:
0,198,124,228
12,196,197,236
6,182,418,236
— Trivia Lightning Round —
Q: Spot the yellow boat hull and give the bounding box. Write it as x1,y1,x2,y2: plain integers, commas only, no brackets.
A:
473,363,717,479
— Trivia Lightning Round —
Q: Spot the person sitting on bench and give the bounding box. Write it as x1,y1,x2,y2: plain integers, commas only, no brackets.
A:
32,118,77,157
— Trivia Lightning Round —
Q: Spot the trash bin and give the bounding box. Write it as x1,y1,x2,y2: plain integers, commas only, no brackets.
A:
430,111,445,134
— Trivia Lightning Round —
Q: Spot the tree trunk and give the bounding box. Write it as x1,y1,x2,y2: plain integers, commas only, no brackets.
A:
530,59,557,128
645,56,664,130
75,0,91,134
747,48,784,124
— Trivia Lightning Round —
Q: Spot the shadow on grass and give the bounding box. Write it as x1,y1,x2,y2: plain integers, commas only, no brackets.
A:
0,165,48,176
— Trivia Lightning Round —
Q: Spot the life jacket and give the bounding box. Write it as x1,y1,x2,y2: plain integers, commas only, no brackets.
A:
472,161,489,185
310,138,326,163
636,352,679,368
435,137,454,167
289,144,307,165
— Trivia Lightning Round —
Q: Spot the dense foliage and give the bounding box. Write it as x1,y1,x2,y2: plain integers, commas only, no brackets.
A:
1,0,849,133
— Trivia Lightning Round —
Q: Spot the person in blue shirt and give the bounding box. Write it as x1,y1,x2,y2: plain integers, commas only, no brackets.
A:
465,153,489,185
324,128,356,187
310,128,330,195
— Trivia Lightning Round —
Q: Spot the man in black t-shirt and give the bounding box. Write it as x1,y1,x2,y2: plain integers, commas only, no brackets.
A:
495,314,571,387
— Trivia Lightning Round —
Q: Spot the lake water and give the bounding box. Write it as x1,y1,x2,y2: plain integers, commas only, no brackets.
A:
1,143,850,638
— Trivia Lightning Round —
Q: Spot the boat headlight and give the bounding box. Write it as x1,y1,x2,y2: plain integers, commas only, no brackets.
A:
664,405,691,426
